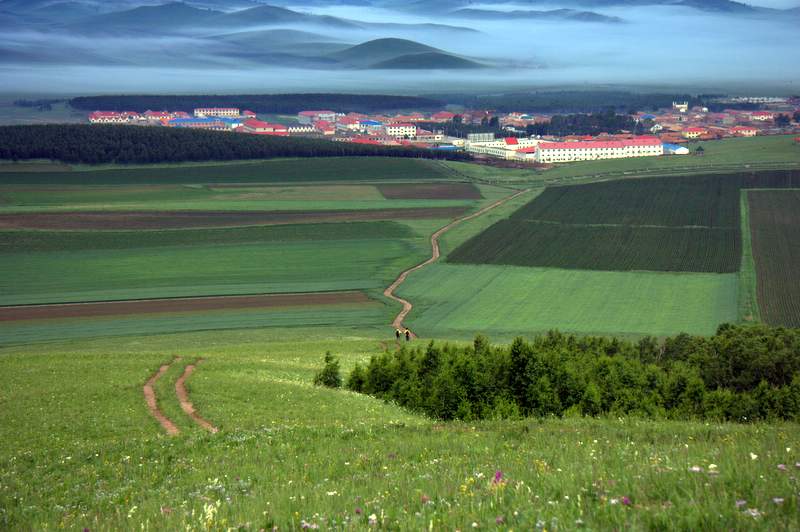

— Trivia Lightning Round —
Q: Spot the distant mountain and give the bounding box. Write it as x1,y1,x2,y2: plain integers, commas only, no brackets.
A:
213,4,362,29
451,8,623,23
369,52,485,70
330,38,440,65
66,2,222,33
212,28,344,46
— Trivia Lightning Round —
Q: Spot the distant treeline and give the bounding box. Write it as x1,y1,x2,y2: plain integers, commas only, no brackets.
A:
526,112,651,136
68,94,444,114
436,90,768,114
345,325,800,422
0,125,470,164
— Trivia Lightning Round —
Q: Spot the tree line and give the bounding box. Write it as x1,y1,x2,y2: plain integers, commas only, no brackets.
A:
0,125,470,165
317,324,800,422
68,93,444,114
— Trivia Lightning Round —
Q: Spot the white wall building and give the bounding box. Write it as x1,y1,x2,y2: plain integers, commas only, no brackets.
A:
193,108,240,118
384,123,417,138
535,138,663,163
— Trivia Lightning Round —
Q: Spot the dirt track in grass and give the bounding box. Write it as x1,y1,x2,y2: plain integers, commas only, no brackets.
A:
0,207,470,230
0,291,373,322
383,188,531,334
176,360,219,433
143,358,181,436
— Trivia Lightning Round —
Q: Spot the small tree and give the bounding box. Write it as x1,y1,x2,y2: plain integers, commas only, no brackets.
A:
313,352,342,389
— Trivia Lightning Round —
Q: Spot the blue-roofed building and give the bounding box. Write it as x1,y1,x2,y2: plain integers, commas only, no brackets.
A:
359,120,384,133
663,143,689,155
167,117,241,130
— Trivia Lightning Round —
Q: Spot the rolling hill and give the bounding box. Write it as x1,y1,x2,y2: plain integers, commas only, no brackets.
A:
450,8,624,23
370,51,485,70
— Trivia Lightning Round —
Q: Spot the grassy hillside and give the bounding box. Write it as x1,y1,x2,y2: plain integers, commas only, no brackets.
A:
1,327,796,529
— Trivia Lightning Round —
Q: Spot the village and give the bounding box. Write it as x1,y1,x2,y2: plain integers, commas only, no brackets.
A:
87,97,800,164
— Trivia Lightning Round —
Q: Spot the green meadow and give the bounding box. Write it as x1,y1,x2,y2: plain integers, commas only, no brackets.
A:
0,328,797,530
398,263,738,339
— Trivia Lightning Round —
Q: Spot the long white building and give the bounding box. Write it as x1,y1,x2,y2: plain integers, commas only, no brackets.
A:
534,138,663,163
194,107,240,118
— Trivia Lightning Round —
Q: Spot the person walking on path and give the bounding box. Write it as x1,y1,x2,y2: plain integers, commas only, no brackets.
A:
404,329,411,342
395,328,401,340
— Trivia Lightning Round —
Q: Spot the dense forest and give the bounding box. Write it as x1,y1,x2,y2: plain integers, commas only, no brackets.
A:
68,94,444,114
0,125,469,164
333,324,800,422
525,112,652,136
434,90,769,114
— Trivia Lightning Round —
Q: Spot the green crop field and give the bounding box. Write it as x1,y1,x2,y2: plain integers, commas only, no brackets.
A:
449,175,744,273
397,263,738,338
0,157,454,185
2,327,797,530
747,189,800,327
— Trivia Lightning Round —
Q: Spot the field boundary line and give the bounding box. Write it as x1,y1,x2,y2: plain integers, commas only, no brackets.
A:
383,188,532,333
143,357,181,436
175,359,219,433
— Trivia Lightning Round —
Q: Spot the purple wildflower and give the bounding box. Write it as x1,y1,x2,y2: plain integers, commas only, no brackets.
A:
735,499,747,509
355,507,362,515
495,516,505,525
777,464,787,471
493,470,504,484
621,496,632,506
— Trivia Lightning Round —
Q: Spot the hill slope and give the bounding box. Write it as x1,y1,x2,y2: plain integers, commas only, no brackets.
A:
369,51,484,70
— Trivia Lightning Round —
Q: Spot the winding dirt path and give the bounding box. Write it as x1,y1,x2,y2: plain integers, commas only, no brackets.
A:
175,360,219,433
383,188,531,334
143,358,181,436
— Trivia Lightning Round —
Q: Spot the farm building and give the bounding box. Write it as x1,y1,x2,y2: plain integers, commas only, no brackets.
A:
750,111,775,122
663,143,690,155
298,110,337,124
168,117,241,130
88,111,139,123
241,119,288,135
385,123,418,138
535,137,663,163
682,127,707,139
730,126,758,137
193,108,240,118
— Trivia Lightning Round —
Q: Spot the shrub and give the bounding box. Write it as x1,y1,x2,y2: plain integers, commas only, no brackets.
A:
313,352,342,389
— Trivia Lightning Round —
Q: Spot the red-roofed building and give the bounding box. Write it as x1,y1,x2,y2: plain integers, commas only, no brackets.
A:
730,125,758,137
88,111,140,123
298,110,336,124
242,110,257,118
314,120,335,135
682,127,707,139
430,111,456,122
750,111,774,121
242,119,288,135
535,137,663,163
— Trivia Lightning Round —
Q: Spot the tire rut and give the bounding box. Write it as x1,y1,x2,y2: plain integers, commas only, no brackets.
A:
143,357,181,436
175,359,219,433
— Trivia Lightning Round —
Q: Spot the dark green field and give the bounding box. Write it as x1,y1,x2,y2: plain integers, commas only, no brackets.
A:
748,190,800,327
0,157,453,185
449,171,800,273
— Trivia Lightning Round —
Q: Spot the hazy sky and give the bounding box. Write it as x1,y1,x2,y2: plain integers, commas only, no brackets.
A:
748,0,799,6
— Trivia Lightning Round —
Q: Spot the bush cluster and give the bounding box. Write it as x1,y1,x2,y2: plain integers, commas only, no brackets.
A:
345,324,800,422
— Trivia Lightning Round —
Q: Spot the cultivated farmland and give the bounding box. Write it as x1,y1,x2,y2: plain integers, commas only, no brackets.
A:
748,189,800,327
449,174,743,273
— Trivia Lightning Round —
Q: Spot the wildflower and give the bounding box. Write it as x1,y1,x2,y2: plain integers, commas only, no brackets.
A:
610,498,620,505
495,516,505,525
621,496,632,506
688,466,703,473
368,513,378,526
777,464,787,471
493,471,504,485
750,453,758,461
708,464,718,471
744,508,761,518
735,500,747,508
421,494,431,505
355,507,362,515
471,522,479,528
773,497,785,505
575,519,585,527
300,520,319,529
796,462,800,469
326,491,338,496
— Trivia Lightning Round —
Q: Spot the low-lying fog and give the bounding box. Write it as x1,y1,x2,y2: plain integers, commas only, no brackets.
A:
1,1,798,95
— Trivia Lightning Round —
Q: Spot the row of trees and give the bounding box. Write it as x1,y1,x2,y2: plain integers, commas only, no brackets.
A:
0,125,469,165
68,93,443,114
329,324,800,422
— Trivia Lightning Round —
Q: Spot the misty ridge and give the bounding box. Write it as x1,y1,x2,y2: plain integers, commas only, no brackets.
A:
0,0,798,94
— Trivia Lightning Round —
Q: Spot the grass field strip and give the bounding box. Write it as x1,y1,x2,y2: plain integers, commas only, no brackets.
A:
738,190,762,323
143,356,218,436
383,188,532,333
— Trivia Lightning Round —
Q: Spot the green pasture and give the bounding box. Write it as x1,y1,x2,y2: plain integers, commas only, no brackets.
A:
0,327,797,530
397,264,738,338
